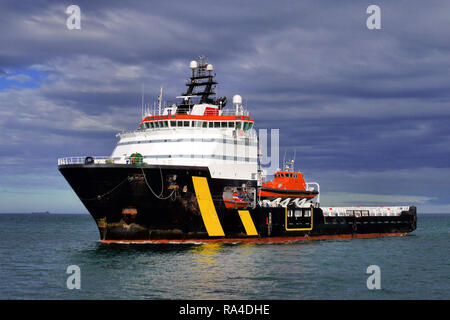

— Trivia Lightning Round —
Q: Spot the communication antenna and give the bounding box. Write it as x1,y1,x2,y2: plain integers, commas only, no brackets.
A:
141,84,145,119
293,149,296,168
158,86,163,115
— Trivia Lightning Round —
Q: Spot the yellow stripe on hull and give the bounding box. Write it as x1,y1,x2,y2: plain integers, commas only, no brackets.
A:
238,210,258,236
192,176,225,237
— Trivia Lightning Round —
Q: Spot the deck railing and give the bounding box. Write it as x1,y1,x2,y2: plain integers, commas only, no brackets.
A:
57,156,114,165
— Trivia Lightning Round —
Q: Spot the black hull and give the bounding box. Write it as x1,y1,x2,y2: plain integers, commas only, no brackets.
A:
59,164,417,242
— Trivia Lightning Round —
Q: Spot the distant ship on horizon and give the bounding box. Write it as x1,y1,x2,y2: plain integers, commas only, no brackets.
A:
31,211,50,215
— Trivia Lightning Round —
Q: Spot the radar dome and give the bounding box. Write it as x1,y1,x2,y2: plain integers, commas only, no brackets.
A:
206,64,214,71
233,95,242,106
189,60,198,69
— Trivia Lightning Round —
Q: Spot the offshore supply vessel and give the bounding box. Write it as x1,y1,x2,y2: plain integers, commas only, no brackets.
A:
58,57,417,243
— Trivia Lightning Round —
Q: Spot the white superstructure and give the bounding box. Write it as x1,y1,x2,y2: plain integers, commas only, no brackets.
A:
109,57,258,181
110,111,258,180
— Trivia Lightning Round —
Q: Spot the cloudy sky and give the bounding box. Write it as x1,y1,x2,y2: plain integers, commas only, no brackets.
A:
0,0,449,213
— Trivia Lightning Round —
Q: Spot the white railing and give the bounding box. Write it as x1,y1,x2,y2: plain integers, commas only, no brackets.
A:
220,109,250,116
306,182,320,206
58,156,114,165
321,206,411,217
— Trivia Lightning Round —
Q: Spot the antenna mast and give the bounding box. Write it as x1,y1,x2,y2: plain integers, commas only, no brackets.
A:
141,84,145,119
158,86,163,115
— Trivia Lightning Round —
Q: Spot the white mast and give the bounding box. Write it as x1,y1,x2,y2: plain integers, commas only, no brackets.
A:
141,84,145,119
158,86,163,115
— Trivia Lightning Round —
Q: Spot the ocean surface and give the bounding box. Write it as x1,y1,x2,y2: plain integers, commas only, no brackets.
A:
0,213,448,300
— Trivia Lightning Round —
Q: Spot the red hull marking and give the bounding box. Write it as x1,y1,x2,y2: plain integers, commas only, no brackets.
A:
100,232,408,244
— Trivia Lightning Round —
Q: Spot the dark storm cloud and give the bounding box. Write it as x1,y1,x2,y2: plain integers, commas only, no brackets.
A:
0,0,449,212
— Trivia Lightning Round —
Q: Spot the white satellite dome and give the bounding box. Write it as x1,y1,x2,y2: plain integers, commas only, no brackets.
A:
189,60,198,69
206,64,214,71
233,95,242,106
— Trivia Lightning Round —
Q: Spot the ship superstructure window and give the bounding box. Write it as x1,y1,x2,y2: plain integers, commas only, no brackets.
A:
141,119,252,130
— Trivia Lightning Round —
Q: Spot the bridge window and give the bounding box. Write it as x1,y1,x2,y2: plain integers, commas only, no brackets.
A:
243,122,249,131
202,121,208,128
170,121,176,127
228,122,234,128
214,122,220,128
209,122,214,128
183,121,190,127
177,121,183,127
221,122,227,128
236,122,241,129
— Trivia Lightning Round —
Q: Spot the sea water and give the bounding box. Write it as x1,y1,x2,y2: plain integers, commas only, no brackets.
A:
0,214,448,299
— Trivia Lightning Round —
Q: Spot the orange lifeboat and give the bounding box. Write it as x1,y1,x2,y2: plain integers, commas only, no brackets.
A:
224,192,250,209
258,169,318,200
